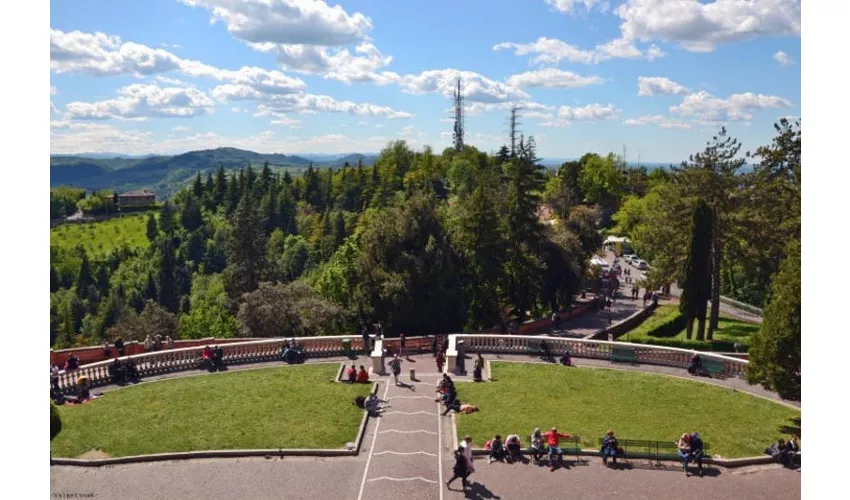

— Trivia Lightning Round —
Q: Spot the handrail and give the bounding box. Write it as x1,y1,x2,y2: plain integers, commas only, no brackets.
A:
718,296,763,316
54,335,366,391
454,334,748,379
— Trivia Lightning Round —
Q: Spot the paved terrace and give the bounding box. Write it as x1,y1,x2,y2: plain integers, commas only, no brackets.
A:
51,352,800,500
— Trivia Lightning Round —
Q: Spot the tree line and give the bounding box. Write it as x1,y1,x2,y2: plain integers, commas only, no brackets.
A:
51,137,615,350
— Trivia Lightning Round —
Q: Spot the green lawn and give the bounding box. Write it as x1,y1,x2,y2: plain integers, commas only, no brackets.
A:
50,364,372,458
623,304,760,352
50,213,154,257
455,362,799,458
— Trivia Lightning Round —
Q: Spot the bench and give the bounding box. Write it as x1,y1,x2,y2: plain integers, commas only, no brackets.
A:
698,358,725,378
598,438,710,468
528,436,585,465
610,346,637,365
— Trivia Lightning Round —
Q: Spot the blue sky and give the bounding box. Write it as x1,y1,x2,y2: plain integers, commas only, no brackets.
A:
49,0,801,162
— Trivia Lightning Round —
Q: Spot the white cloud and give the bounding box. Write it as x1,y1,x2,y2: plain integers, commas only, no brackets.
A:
623,114,692,129
544,0,603,14
493,36,661,65
670,91,792,122
399,69,529,103
253,107,302,129
173,126,191,132
50,86,58,95
615,0,801,52
273,42,399,84
464,100,554,117
637,76,690,97
51,29,183,76
65,83,215,120
506,68,604,89
773,50,795,67
375,124,384,129
156,75,191,86
51,122,155,153
181,0,372,46
541,103,619,127
244,94,414,119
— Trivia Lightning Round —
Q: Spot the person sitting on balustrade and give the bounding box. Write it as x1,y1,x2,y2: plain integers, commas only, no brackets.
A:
64,355,80,372
212,345,226,371
356,366,370,383
201,345,214,371
123,358,140,383
109,358,127,385
688,353,703,375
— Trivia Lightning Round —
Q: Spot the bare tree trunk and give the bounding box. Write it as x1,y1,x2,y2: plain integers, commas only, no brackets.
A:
686,316,694,340
696,299,707,341
708,234,721,340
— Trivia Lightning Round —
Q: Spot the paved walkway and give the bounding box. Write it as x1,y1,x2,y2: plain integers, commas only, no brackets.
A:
50,354,799,500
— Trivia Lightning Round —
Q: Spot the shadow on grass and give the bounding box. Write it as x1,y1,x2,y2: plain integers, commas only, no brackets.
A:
779,416,801,436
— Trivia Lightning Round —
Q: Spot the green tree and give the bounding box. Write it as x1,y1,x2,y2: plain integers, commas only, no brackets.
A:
50,266,59,293
146,213,158,242
178,273,239,339
213,166,228,209
578,153,624,208
159,201,176,236
180,195,204,232
108,299,177,342
225,193,267,297
192,172,204,199
56,301,77,349
156,237,178,312
679,200,713,340
75,249,92,297
51,402,62,441
746,241,800,400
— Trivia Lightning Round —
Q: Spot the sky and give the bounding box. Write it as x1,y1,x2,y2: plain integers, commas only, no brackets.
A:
49,0,801,163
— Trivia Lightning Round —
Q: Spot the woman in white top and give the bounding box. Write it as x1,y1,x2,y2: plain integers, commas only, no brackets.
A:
461,435,475,474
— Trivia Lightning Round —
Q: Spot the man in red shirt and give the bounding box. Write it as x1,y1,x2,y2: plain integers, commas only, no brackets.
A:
542,427,572,471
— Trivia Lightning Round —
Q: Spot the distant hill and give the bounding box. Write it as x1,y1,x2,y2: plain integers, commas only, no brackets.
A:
49,147,337,199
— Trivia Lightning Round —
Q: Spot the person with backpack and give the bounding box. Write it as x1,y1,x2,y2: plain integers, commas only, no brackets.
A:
387,354,403,386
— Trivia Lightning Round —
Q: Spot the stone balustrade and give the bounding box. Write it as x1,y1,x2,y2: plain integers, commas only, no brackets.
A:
55,335,365,391
455,334,748,379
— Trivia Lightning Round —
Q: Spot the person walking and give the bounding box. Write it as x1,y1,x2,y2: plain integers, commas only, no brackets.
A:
399,333,407,358
387,354,403,386
446,445,470,492
361,324,371,354
461,435,476,475
436,350,445,373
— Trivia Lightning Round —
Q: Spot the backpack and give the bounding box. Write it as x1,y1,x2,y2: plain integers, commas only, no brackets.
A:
354,396,366,408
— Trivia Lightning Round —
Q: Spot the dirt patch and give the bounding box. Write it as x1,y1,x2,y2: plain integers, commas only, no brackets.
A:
76,449,112,459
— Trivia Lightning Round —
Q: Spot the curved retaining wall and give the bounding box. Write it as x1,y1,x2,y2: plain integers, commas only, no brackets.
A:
448,334,748,379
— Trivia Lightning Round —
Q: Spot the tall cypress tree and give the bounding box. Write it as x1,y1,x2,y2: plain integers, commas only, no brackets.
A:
75,249,92,297
157,238,178,312
226,193,267,296
214,166,228,209
679,199,713,340
146,213,158,243
159,201,175,237
192,172,204,199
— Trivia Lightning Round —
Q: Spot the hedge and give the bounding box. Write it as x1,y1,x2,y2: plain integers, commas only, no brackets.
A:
51,401,62,441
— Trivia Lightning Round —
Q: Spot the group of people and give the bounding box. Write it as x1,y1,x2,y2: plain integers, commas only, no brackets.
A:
677,432,707,476
280,339,306,364
144,334,174,352
200,345,226,372
766,435,801,469
345,365,370,384
101,337,127,358
51,374,102,405
108,357,140,385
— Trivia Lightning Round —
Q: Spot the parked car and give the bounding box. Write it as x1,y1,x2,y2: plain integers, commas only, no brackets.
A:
635,259,648,270
624,254,636,263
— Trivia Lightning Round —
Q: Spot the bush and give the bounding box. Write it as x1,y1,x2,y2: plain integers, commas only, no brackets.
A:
649,310,688,338
50,401,62,441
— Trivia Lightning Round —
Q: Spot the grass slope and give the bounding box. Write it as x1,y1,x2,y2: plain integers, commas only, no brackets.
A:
624,305,760,351
50,364,372,458
455,362,799,458
50,213,154,257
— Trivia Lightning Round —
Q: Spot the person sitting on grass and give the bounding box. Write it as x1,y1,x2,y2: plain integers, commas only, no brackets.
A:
346,364,357,383
505,434,522,463
543,427,572,471
677,433,692,475
601,430,619,466
560,350,572,366
488,435,506,463
530,428,545,464
356,366,370,383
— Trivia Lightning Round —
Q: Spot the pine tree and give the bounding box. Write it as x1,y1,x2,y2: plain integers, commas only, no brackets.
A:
226,172,240,214
260,161,273,196
157,238,178,312
145,271,157,301
226,193,267,296
57,301,76,349
159,201,175,236
50,266,59,293
75,249,92,297
146,213,158,243
278,188,296,235
679,199,713,340
205,171,214,196
180,195,203,232
192,172,204,199
214,166,228,209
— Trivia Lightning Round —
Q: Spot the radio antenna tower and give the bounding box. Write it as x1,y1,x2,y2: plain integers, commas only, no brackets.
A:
507,105,523,157
452,77,465,152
